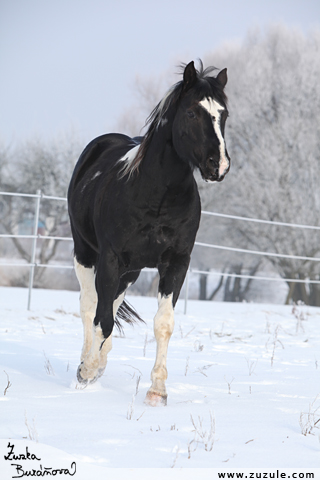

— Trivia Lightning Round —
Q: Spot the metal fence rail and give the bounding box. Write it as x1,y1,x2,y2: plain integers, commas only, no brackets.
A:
201,210,320,230
1,190,320,311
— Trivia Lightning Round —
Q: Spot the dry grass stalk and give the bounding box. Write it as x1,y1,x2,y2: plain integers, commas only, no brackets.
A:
24,411,38,442
299,395,320,436
3,370,12,396
185,356,190,376
43,351,55,376
190,410,215,453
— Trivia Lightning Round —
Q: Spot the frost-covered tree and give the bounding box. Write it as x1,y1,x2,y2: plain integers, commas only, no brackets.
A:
0,135,81,285
203,25,320,305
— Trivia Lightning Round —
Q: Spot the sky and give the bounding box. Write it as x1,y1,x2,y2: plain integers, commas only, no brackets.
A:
1,0,320,147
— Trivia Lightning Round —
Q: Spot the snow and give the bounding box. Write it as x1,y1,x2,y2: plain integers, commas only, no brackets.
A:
0,286,319,478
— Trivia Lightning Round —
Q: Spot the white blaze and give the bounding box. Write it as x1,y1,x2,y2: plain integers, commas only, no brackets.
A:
199,97,229,177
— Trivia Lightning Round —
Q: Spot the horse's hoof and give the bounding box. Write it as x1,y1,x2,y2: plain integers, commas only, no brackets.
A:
96,367,106,379
76,365,88,385
144,391,167,407
76,364,102,385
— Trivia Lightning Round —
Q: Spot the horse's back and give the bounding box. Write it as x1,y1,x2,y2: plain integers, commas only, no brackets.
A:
68,133,140,259
68,133,138,195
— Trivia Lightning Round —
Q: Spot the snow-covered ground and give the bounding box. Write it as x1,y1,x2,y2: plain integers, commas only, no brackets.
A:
0,286,319,477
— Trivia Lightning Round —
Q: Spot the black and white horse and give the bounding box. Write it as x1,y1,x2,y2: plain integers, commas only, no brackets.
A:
68,60,230,406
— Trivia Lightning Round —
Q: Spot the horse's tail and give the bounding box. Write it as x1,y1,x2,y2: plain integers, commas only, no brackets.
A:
114,300,145,331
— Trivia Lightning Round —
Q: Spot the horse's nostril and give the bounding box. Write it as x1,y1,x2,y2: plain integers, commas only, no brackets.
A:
207,157,219,177
208,156,219,167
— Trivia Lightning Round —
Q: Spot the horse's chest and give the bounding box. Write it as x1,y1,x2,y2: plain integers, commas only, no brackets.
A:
133,218,177,251
117,215,194,270
109,182,201,269
140,222,175,246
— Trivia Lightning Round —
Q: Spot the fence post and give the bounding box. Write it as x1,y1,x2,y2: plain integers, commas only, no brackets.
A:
27,189,41,310
184,268,190,315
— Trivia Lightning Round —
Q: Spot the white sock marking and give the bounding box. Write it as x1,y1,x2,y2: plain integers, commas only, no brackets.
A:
74,259,97,361
148,293,174,398
74,258,132,380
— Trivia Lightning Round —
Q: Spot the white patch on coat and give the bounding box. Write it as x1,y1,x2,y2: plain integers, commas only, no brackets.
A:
91,171,102,181
159,117,168,127
118,144,140,178
199,97,229,176
147,293,174,401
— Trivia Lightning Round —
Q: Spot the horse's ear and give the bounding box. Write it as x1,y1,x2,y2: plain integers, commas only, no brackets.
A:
216,68,228,89
182,61,197,92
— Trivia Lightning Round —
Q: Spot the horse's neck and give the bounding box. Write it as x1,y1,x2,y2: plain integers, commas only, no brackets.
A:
142,126,193,189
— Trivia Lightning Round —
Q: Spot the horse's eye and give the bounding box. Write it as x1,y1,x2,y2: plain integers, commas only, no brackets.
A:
187,110,196,119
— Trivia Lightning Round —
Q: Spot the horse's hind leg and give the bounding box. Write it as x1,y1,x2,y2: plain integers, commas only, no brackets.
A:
74,257,112,383
77,251,139,384
78,252,119,383
74,259,97,362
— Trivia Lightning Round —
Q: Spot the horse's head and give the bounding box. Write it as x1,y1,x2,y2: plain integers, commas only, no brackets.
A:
172,61,230,182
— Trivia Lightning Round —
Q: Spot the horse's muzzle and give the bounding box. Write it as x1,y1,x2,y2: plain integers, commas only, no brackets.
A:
200,155,230,182
217,161,230,182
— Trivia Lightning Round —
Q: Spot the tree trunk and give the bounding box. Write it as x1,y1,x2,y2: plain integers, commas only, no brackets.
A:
310,284,320,306
199,273,207,300
223,263,260,302
208,272,225,301
199,270,225,301
285,274,320,306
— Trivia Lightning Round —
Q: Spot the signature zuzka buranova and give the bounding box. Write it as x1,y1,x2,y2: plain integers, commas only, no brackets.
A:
4,442,76,478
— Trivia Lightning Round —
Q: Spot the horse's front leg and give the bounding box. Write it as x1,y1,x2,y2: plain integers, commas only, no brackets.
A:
77,251,119,384
145,254,190,406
